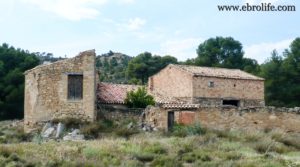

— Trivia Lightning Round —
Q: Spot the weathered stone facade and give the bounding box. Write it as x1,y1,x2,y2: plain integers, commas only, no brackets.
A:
149,64,265,107
144,106,300,133
24,50,97,130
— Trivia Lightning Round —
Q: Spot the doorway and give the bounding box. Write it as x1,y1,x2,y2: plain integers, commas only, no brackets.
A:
168,112,175,130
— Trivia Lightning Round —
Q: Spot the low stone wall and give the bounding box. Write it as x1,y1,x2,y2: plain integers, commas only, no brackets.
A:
97,104,143,122
144,106,300,133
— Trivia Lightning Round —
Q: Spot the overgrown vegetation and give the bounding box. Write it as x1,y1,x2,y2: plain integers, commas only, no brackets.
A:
0,121,299,166
125,87,155,108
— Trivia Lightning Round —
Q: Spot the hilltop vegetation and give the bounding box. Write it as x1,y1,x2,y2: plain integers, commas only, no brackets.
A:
96,51,131,83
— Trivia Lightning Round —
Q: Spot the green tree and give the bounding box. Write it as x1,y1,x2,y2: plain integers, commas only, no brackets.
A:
260,38,300,107
125,87,155,108
260,50,285,106
0,43,39,120
196,37,244,68
126,52,177,84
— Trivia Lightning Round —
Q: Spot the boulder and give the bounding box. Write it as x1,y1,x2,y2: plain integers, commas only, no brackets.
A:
63,134,84,141
55,122,65,138
41,122,52,134
63,129,84,141
127,122,133,129
42,127,55,138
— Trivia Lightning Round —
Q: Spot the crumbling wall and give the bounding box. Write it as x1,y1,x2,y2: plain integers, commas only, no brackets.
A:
24,50,96,131
144,106,300,133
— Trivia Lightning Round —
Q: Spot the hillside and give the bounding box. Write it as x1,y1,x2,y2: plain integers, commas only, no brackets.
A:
96,51,132,83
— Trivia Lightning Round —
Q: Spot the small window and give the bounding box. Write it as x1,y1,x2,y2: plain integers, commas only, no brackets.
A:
223,100,239,107
208,81,214,87
68,74,83,100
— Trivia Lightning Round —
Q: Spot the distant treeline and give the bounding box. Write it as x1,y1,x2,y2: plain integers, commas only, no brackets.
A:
0,37,299,120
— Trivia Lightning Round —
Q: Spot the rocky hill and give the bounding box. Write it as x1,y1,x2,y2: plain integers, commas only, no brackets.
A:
96,51,132,83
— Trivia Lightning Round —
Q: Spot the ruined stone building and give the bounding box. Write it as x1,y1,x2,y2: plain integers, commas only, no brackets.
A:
148,64,265,108
24,50,97,129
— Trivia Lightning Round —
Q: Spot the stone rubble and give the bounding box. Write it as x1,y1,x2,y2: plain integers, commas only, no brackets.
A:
63,129,84,141
40,122,85,141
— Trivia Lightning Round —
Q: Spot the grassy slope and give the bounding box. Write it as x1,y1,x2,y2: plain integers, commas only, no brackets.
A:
0,121,299,167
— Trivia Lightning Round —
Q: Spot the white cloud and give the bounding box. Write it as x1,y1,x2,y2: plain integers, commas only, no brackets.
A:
126,17,146,31
21,0,107,21
244,38,293,63
157,38,203,61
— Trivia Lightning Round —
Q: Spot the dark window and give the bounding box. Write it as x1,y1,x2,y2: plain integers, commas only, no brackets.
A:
208,81,214,87
68,74,83,100
222,100,239,107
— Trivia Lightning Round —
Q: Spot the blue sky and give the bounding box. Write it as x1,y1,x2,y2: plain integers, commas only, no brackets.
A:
0,0,299,63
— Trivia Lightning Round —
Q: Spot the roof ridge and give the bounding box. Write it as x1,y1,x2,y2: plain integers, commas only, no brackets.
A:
168,64,264,81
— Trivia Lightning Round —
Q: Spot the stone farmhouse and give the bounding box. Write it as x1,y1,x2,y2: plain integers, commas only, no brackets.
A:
23,50,300,133
148,64,265,108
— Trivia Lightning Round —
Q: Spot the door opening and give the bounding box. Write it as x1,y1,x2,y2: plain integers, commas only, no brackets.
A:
168,112,175,131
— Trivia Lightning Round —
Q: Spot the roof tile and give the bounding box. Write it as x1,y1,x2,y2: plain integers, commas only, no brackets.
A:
171,64,264,80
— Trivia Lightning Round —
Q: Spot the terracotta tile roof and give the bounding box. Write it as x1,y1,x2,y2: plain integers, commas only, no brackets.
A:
148,90,182,104
97,82,140,104
161,103,200,109
149,90,200,109
170,64,264,81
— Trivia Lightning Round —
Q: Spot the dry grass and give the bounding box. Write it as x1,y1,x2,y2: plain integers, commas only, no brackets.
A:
0,121,299,166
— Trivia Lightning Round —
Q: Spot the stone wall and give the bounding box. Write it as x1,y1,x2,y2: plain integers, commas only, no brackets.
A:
97,104,143,122
192,76,264,107
144,106,300,133
24,50,96,130
149,65,193,100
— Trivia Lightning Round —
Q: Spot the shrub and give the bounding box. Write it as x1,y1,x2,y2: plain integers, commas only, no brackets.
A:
171,123,205,137
143,143,167,154
134,153,155,162
114,128,139,139
278,136,300,150
0,146,12,158
80,123,101,139
0,127,31,144
150,155,182,167
253,138,290,154
80,120,115,139
125,87,155,108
